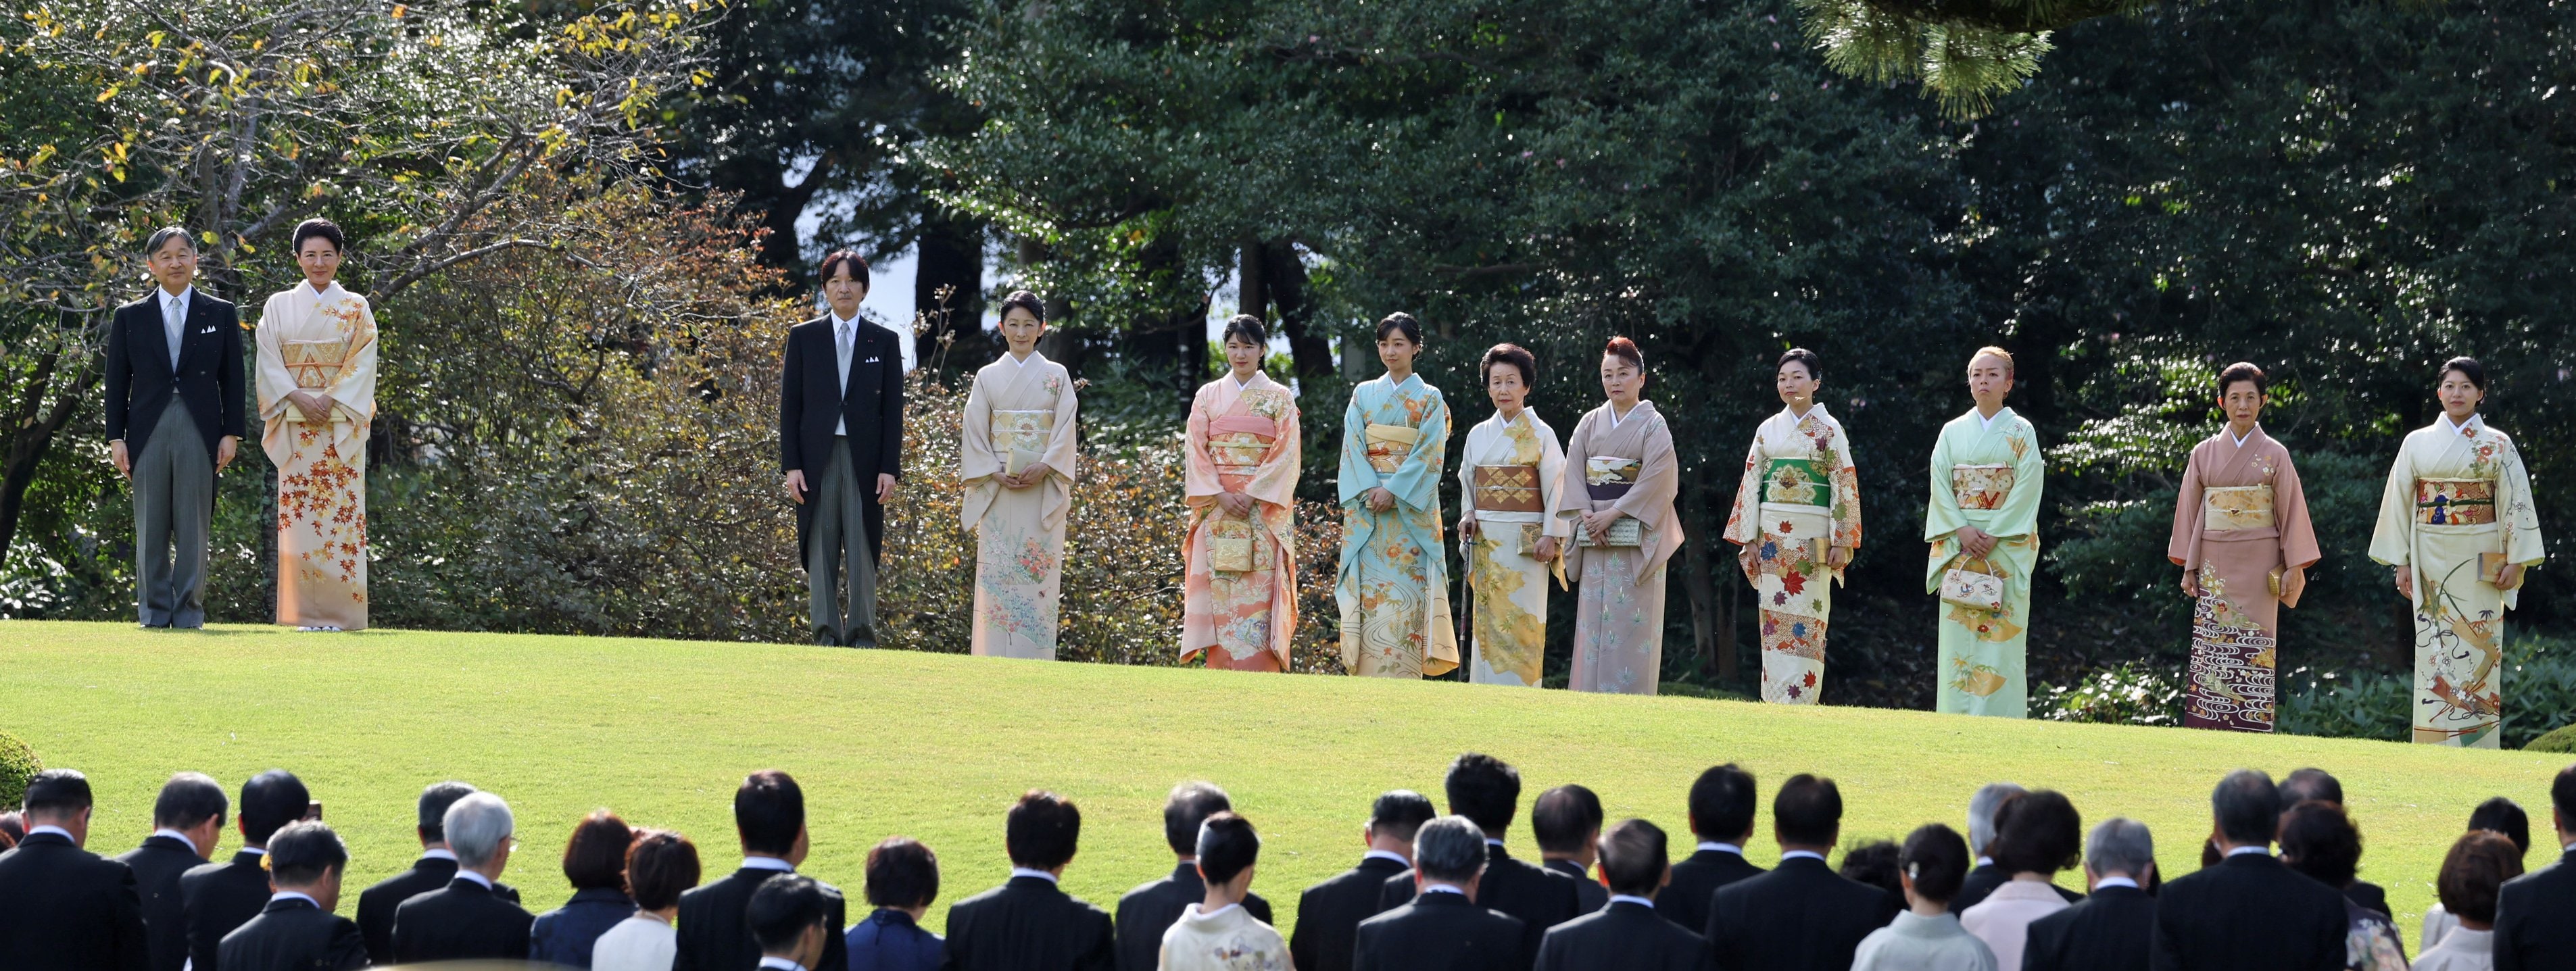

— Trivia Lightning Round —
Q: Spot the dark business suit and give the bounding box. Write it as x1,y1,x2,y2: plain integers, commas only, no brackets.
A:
2148,852,2345,971
2022,883,2154,971
1541,860,1610,915
1535,899,1714,971
104,287,245,628
182,849,274,971
675,866,848,971
355,854,518,965
391,876,535,964
0,830,151,971
1703,855,1899,971
1353,890,1526,971
1656,847,1762,932
940,874,1115,971
1113,862,1273,971
1291,854,1409,971
2496,850,2576,971
529,887,637,967
1380,843,1580,968
116,834,206,971
2344,880,2389,918
1950,862,2083,914
848,907,944,971
216,896,367,971
779,314,905,645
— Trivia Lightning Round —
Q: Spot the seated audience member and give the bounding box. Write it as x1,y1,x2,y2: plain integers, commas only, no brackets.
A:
1705,773,1899,971
749,874,837,971
1290,789,1437,971
846,837,942,971
1960,789,2080,970
2279,768,2391,917
1837,840,1904,913
1378,753,1581,966
2415,830,2522,971
1115,782,1272,971
391,791,535,962
677,770,848,971
1159,812,1290,971
1353,815,1526,971
2424,797,2529,950
1662,765,1764,932
120,772,226,971
940,790,1115,971
358,781,512,964
2022,818,2156,971
1851,823,1995,971
214,821,365,971
2279,800,2406,970
1532,785,1611,914
2494,764,2576,971
2150,769,2346,971
1534,818,1713,971
0,768,149,970
531,810,639,967
183,768,308,971
593,828,700,971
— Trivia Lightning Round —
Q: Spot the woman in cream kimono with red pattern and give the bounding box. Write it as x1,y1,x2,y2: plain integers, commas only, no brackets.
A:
1724,348,1862,705
1456,343,1568,687
2166,362,2320,733
256,219,378,631
959,291,1080,659
1924,346,2044,717
2371,356,2545,747
1182,316,1303,672
1553,337,1682,695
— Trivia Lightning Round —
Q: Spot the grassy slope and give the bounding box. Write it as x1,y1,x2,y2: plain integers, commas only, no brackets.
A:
3,621,2564,935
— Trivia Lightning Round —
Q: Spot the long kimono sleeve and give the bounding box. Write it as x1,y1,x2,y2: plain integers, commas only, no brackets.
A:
1923,422,1964,541
1552,412,1593,526
1536,418,1570,539
1245,401,1302,512
1382,389,1448,514
1042,368,1079,486
253,295,296,426
1338,389,1380,505
1988,424,2046,539
1455,422,1481,530
1182,385,1220,509
1827,418,1863,553
2273,445,2322,607
324,299,379,427
1611,416,1678,530
1721,433,1763,547
2498,435,2546,569
2167,443,2208,568
958,369,1000,487
2367,438,2416,567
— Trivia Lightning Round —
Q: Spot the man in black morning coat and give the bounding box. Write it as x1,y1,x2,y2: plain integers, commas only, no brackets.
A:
779,249,904,647
2148,769,2346,971
355,780,516,964
941,789,1116,971
675,770,849,971
2495,763,2576,971
1660,765,1766,933
115,772,227,971
180,770,308,971
0,770,150,971
105,226,245,629
1291,790,1436,971
1377,753,1582,969
1703,774,1899,971
2022,817,2158,971
1354,815,1527,971
1114,782,1273,971
1535,818,1714,971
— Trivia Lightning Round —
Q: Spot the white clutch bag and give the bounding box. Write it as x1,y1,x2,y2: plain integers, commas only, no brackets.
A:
1581,518,1643,548
1939,557,2006,612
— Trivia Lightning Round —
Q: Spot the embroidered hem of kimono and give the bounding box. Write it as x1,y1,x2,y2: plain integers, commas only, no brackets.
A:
1459,409,1569,687
256,282,379,631
2369,415,2546,748
1553,400,1683,695
1181,373,1303,671
1336,373,1458,678
2167,426,2319,732
958,352,1079,659
1924,407,2044,718
1724,405,1864,705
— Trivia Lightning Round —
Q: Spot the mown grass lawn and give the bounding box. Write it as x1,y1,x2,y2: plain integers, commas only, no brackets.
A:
4,620,2562,933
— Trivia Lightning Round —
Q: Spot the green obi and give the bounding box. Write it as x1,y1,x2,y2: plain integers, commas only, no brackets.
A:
1761,458,1830,507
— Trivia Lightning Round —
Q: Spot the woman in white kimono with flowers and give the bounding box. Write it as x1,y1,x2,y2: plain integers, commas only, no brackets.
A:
1724,348,1862,705
256,218,378,631
958,290,1079,659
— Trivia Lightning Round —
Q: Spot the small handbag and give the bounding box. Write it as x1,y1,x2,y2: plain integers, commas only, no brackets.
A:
1939,556,2006,612
1211,517,1256,573
2482,553,2513,586
1581,517,1643,548
1514,522,1547,555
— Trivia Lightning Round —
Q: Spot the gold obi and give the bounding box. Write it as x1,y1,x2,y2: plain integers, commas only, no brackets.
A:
992,410,1052,475
2202,484,2275,532
1586,455,1641,501
1951,464,2014,511
1205,415,1278,480
1363,422,1419,474
1761,458,1829,508
2416,478,2497,526
282,339,348,391
1472,464,1543,513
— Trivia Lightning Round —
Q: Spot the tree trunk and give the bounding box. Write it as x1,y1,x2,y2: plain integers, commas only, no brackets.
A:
1263,241,1336,382
1238,239,1268,323
913,211,986,374
746,153,835,282
1679,462,1728,684
0,343,96,567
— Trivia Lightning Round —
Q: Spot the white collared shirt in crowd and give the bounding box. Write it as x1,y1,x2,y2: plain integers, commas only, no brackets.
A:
454,869,494,889
1363,850,1410,867
151,828,199,856
2093,876,2139,890
1780,849,1827,863
421,847,458,862
742,855,796,873
1609,894,1657,909
1010,867,1061,883
1697,841,1744,855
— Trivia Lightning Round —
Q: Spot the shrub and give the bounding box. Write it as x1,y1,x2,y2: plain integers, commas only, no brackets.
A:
2277,634,2576,748
0,732,39,811
2526,723,2576,754
2037,662,2186,726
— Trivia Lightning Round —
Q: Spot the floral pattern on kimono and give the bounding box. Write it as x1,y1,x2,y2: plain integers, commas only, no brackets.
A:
1459,408,1569,687
958,352,1080,659
1924,407,2045,718
255,281,379,630
1724,404,1863,705
2167,426,2319,732
2370,414,2546,748
1553,400,1683,695
1182,372,1303,670
1336,373,1457,678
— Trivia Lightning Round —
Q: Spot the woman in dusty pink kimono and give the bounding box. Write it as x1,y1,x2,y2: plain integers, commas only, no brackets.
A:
256,219,378,631
1181,316,1303,672
2167,362,2319,732
958,291,1079,658
1553,337,1682,693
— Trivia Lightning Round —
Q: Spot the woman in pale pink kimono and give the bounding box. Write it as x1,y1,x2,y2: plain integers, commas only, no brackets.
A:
1553,337,1682,694
2166,362,2320,732
256,219,378,631
1181,316,1303,672
958,291,1079,659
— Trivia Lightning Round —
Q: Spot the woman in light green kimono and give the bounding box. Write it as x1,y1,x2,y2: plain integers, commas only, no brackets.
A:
1336,312,1458,678
1924,346,2046,717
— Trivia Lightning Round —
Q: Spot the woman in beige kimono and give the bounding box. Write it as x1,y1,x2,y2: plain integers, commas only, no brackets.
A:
2166,362,2320,732
256,218,378,631
1181,316,1303,672
1553,337,1682,694
958,290,1079,659
2370,356,2546,747
1724,348,1862,705
1457,343,1568,687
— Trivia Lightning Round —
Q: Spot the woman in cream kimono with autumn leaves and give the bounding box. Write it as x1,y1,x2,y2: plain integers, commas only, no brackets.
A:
1725,349,1862,705
1456,343,1568,688
1181,316,1303,672
1925,346,2043,717
958,291,1080,659
256,219,378,632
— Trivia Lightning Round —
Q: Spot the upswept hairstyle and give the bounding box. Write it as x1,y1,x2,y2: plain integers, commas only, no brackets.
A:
1480,343,1536,387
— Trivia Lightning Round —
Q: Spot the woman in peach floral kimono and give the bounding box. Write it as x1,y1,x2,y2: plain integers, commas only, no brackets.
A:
1724,349,1862,705
256,219,377,631
959,291,1079,659
1181,316,1303,672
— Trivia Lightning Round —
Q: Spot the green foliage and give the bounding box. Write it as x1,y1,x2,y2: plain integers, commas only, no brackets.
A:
1793,0,2143,118
2280,634,2576,749
2036,661,2185,726
2524,722,2576,754
0,731,37,811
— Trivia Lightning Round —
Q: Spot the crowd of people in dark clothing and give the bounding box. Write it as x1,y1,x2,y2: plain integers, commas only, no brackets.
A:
1,754,2572,970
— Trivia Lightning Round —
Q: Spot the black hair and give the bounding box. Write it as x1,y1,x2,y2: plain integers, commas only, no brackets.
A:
1163,782,1233,857
998,289,1046,324
1480,343,1536,387
2441,355,2487,391
1531,785,1603,855
819,249,872,289
1221,314,1269,348
735,770,806,857
24,768,93,816
863,836,939,910
418,781,477,843
1899,824,1972,901
1195,811,1260,886
1444,753,1522,835
2278,799,2363,887
153,772,228,831
2554,764,2576,830
1772,774,1842,847
291,218,345,254
748,874,832,952
2212,769,2281,846
1991,790,2083,875
562,810,634,892
626,830,702,912
1369,790,1438,842
1597,818,1669,897
2468,796,2532,856
1006,790,1082,870
239,770,310,845
266,821,348,885
144,226,197,257
1376,312,1422,344
1837,839,1903,900
2216,362,2268,397
1778,347,1822,382
2277,768,2341,811
1688,764,1758,842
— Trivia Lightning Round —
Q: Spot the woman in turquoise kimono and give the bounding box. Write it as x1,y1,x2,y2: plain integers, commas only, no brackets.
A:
1336,312,1458,678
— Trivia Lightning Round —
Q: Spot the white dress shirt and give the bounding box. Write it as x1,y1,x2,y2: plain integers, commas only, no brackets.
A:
150,828,200,855
162,286,194,370
756,957,805,971
743,855,797,873
454,868,493,889
831,312,859,436
1008,867,1061,883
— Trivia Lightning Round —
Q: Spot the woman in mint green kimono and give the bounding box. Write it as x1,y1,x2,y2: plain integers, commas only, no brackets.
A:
1924,346,2046,717
1336,312,1458,678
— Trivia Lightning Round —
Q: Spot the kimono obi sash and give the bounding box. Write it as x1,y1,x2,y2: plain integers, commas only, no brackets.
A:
2202,484,2276,532
2416,478,2498,526
1472,465,1544,513
1951,464,2015,511
1363,422,1419,474
1760,457,1830,508
282,338,349,391
991,410,1052,476
1586,455,1641,501
1207,414,1278,479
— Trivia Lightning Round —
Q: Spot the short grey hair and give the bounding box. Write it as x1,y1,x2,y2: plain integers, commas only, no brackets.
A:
1968,782,2026,857
144,226,196,256
443,792,514,868
1413,815,1490,884
2085,818,2155,880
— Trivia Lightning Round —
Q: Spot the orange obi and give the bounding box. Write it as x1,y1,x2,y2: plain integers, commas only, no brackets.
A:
1472,464,1543,513
2416,478,2496,526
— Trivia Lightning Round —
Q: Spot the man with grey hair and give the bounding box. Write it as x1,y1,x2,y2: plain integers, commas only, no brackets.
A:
1952,781,2079,914
389,792,532,963
1352,816,1525,970
2151,769,2345,971
105,226,245,629
356,781,514,964
2022,818,2157,971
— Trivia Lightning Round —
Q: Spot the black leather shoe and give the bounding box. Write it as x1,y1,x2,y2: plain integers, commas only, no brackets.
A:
844,624,879,649
814,631,840,646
